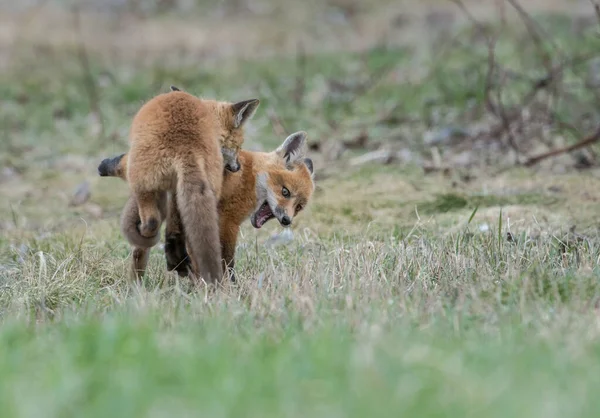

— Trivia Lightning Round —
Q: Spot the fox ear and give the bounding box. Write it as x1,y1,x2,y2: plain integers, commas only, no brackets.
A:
277,131,308,165
170,85,181,91
232,99,260,128
303,158,314,176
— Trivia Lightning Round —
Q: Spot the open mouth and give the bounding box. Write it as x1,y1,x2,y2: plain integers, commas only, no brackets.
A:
251,201,275,229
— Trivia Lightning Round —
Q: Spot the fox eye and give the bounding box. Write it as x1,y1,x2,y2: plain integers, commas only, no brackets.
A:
282,186,290,198
295,204,304,213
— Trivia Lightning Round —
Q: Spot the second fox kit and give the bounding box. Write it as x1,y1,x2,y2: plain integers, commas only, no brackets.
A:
101,87,259,283
99,131,315,281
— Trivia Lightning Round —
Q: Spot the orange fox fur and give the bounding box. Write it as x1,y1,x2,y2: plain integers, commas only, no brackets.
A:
98,131,315,282
102,88,259,283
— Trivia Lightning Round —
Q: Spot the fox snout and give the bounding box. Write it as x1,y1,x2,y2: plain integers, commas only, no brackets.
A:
225,159,240,173
273,206,292,227
222,148,240,173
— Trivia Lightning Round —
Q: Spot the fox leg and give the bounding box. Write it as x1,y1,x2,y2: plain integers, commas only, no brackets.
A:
131,247,150,281
165,199,239,283
120,192,167,281
120,193,166,248
220,219,240,283
164,191,192,277
176,165,223,284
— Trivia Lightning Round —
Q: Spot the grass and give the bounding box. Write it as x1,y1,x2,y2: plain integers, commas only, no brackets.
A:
3,1,600,416
3,314,600,418
3,228,600,417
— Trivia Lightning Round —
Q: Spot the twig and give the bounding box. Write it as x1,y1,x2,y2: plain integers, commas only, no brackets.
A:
447,0,490,38
494,82,521,155
483,37,498,116
589,0,600,25
496,0,506,27
505,0,557,67
72,6,105,140
293,40,306,109
443,0,600,167
470,8,520,155
523,126,600,166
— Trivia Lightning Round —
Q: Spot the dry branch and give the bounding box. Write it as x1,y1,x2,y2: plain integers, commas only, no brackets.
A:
447,0,489,37
589,0,600,25
505,0,557,67
445,0,600,167
523,126,600,166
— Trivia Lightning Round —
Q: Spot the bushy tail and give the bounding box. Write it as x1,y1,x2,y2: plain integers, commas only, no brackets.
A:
175,163,223,284
98,153,128,180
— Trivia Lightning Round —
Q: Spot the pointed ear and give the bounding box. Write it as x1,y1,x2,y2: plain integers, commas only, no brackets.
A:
303,158,314,177
170,85,181,91
232,99,260,128
276,131,308,165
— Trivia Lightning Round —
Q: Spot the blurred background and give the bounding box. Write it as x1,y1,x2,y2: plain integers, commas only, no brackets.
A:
0,0,598,244
3,2,600,413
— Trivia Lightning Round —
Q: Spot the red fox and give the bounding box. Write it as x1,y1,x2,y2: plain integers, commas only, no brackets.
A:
99,87,260,284
168,86,243,173
98,131,315,282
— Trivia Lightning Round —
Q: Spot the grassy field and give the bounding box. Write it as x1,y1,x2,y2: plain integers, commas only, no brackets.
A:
2,0,600,416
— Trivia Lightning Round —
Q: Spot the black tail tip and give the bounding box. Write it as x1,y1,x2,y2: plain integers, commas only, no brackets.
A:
97,153,125,177
97,158,111,176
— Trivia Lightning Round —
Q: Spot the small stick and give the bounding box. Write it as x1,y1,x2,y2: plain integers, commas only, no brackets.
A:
524,126,600,166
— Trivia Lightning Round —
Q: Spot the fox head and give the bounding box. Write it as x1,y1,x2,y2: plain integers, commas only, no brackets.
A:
251,131,315,229
169,85,259,173
219,97,260,172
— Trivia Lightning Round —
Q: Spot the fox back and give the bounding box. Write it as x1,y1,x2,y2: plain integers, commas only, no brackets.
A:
127,91,258,195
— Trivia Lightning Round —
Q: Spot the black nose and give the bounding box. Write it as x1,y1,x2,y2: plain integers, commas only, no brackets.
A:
281,216,291,226
225,161,240,173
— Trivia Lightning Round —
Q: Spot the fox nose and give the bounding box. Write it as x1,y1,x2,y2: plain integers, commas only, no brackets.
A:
281,215,291,226
225,160,240,173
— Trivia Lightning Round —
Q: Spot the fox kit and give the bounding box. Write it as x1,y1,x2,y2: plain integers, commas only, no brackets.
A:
168,86,242,172
98,131,315,282
100,88,259,284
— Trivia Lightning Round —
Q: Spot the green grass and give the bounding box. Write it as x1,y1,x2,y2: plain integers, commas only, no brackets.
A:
3,230,600,417
3,312,600,418
3,2,600,416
